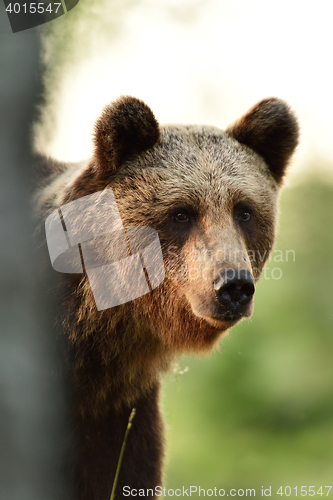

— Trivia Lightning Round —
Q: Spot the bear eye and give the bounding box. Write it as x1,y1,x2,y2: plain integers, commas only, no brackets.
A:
234,203,254,224
174,212,190,223
239,211,251,222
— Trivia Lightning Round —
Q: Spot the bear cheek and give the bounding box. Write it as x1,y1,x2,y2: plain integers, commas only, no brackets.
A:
244,212,277,281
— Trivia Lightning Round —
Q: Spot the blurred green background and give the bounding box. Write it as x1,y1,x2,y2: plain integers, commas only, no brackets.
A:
162,176,333,497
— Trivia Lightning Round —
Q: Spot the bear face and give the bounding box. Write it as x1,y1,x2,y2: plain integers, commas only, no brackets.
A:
46,97,297,360
103,127,276,352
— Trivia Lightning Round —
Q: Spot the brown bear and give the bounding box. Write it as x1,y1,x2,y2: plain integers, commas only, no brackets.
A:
36,96,298,500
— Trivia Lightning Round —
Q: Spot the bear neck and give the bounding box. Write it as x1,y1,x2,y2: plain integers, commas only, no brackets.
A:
67,297,172,418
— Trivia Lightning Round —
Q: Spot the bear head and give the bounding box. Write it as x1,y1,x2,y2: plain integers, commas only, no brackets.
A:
53,96,298,388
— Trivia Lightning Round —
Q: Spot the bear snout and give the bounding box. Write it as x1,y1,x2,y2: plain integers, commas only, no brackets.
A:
186,268,255,328
214,268,255,317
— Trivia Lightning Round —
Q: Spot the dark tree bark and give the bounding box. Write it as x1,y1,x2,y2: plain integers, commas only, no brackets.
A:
0,6,74,499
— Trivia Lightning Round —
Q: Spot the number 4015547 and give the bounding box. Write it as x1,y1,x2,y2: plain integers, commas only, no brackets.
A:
277,486,332,496
5,3,62,14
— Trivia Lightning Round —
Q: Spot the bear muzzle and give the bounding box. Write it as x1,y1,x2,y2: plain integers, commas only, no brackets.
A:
185,267,255,330
214,268,255,305
213,268,255,321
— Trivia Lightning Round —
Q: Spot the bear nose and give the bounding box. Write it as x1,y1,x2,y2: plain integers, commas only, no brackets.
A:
214,269,255,306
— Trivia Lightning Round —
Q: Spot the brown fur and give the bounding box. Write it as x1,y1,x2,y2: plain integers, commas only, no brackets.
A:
94,96,160,176
36,96,299,499
226,98,299,184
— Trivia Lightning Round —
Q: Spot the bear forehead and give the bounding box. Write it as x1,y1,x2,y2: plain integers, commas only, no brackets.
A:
158,125,274,177
114,124,278,214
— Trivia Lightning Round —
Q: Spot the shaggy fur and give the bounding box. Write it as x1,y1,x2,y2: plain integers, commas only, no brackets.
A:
94,96,160,176
226,98,299,184
36,96,299,500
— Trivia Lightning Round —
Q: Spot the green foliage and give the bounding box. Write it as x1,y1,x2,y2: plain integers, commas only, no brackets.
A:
162,176,333,496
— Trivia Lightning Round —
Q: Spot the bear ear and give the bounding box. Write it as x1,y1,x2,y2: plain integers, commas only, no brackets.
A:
226,98,299,184
93,96,160,175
